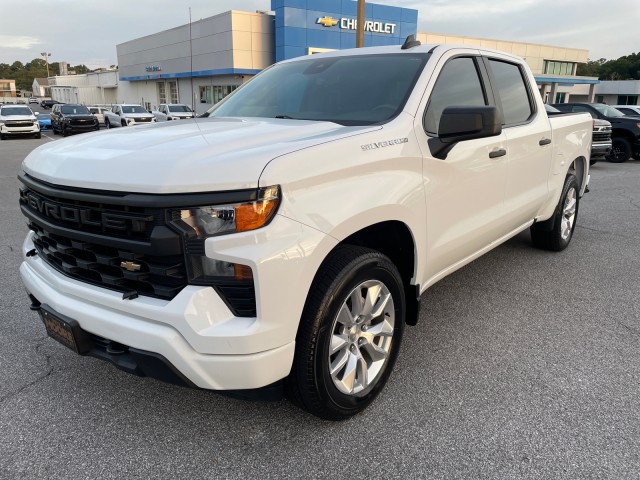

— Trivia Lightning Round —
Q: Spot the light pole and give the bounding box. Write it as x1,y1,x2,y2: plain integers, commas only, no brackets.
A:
40,52,51,77
356,0,365,48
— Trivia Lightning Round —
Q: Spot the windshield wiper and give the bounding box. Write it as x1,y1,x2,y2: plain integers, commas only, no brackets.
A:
274,114,296,119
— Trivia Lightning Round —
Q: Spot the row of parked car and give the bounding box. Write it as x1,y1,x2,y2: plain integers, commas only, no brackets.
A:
34,102,196,137
551,103,640,164
1,101,197,140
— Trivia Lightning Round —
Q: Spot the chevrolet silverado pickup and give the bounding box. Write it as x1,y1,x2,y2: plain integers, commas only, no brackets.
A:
19,38,591,420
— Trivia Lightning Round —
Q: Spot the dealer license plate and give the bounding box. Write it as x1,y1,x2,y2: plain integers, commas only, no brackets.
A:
40,306,87,353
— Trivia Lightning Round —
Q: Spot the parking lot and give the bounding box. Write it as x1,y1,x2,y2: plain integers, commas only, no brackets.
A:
1,135,639,479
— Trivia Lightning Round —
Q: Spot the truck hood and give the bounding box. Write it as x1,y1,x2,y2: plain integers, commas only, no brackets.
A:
22,117,377,193
1,114,35,121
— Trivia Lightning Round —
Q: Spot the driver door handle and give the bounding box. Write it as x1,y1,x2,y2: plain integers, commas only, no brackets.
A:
489,148,507,159
539,138,552,146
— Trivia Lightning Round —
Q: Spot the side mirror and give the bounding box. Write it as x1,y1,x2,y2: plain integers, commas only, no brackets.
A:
428,106,502,160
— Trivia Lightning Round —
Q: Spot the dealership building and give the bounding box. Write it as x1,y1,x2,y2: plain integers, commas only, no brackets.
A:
48,0,599,111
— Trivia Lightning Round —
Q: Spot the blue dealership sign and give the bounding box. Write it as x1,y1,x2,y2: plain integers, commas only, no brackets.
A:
272,0,418,62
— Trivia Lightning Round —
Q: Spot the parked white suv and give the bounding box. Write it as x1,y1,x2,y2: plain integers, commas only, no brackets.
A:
0,105,40,139
88,106,112,126
153,104,195,121
104,104,156,128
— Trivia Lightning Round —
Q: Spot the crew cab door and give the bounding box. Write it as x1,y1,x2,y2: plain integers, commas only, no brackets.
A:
483,56,552,223
413,52,510,282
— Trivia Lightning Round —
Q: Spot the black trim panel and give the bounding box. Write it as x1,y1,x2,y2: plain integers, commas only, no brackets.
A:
19,171,259,208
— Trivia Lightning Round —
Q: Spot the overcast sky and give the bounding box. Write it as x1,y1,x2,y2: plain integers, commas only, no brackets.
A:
1,0,638,69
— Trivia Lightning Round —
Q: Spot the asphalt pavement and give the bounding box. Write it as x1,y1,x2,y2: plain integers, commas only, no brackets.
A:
1,135,639,479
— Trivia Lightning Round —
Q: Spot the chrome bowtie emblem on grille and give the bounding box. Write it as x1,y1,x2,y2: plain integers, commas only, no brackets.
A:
120,261,141,271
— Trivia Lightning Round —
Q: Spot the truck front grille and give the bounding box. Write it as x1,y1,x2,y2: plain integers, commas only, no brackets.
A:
20,173,258,315
19,186,160,241
592,133,611,142
30,223,187,300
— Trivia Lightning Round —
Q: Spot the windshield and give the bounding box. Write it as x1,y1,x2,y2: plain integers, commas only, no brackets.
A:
168,105,192,113
205,53,430,126
122,105,148,114
61,105,91,115
1,107,33,116
593,104,625,117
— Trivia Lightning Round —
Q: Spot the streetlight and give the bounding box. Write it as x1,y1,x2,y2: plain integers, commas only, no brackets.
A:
356,0,365,48
40,52,51,77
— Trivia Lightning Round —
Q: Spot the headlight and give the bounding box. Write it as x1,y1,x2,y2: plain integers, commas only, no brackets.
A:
169,185,280,238
168,186,280,285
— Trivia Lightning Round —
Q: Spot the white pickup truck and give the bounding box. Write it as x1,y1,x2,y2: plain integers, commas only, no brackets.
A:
152,103,195,121
19,39,591,420
103,104,156,128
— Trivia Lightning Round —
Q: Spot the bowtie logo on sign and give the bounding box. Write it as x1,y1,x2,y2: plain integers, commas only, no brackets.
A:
316,16,396,34
316,16,338,27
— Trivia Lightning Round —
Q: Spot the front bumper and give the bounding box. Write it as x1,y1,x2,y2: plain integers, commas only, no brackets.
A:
1,124,39,135
591,141,612,159
63,122,99,133
20,214,335,390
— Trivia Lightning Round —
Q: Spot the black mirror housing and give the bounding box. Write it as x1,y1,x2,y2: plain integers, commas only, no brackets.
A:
439,106,502,143
429,106,502,160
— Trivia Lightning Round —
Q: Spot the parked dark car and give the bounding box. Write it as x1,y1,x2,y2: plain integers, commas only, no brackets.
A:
51,104,99,136
40,99,62,109
552,103,640,162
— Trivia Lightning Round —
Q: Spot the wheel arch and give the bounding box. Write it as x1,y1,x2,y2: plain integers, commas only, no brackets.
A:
570,155,588,197
325,220,421,326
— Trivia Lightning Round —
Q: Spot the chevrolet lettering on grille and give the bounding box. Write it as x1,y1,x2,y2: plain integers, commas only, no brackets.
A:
21,189,153,232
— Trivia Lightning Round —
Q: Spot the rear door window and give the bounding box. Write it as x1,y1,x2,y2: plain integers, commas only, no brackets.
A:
487,59,534,126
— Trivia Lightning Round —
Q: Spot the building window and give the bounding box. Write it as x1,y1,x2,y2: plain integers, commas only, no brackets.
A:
199,85,238,104
168,81,178,104
617,95,638,105
555,92,566,103
543,61,574,76
596,95,605,104
157,83,166,105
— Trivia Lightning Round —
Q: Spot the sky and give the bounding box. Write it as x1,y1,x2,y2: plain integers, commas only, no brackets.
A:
1,0,638,69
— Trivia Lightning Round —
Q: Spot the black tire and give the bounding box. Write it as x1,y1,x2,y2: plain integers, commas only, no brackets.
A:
121,119,127,127
35,132,41,139
0,134,5,140
589,157,598,166
607,138,631,163
531,174,580,251
62,125,69,137
286,245,405,420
